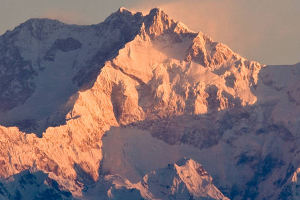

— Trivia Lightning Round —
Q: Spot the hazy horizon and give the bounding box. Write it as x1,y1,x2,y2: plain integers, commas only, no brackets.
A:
1,0,299,65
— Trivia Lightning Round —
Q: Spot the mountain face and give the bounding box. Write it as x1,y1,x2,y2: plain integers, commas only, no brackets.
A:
0,7,299,200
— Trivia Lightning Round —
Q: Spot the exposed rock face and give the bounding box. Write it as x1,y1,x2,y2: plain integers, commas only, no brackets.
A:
0,7,299,200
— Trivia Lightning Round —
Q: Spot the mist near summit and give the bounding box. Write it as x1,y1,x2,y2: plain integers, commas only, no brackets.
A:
131,0,300,65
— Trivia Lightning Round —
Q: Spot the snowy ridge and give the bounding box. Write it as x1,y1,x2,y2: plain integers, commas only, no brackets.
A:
86,158,228,200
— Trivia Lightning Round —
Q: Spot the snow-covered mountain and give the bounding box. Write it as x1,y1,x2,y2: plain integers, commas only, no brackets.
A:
0,7,299,200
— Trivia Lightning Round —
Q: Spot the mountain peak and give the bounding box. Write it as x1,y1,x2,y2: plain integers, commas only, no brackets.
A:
138,158,229,200
20,18,65,30
116,6,139,17
1,17,66,41
23,18,62,24
118,6,130,13
148,7,165,17
104,7,143,26
146,7,171,23
143,8,175,37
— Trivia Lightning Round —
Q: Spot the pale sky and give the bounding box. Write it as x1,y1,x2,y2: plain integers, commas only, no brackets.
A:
0,0,299,65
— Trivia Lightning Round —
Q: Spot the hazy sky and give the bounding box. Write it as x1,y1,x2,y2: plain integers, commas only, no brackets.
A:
0,0,299,65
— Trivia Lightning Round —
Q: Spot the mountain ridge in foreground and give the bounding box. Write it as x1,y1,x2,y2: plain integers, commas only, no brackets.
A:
0,7,299,200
